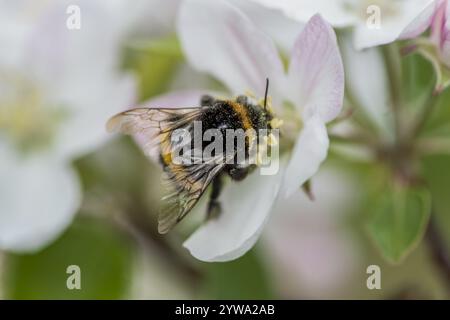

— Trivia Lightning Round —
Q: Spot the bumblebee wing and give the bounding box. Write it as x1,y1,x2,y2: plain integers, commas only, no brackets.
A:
106,107,202,134
106,107,202,157
158,153,233,234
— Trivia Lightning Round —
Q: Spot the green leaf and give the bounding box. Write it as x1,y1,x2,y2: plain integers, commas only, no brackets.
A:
122,35,183,101
202,248,274,299
423,87,450,137
402,52,435,111
367,185,431,263
3,216,133,299
422,154,450,246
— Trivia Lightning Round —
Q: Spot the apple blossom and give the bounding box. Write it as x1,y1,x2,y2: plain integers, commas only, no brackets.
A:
0,0,137,252
123,0,344,262
247,0,438,50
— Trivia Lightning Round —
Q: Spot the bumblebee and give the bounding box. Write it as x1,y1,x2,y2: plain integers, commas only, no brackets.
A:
107,79,279,234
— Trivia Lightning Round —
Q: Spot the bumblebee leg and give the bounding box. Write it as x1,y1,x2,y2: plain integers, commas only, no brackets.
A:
228,165,251,181
200,95,216,107
206,175,223,220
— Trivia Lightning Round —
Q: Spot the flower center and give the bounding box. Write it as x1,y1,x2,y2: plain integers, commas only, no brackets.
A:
0,72,66,154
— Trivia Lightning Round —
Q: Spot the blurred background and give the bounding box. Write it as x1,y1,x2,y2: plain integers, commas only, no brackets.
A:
0,0,449,299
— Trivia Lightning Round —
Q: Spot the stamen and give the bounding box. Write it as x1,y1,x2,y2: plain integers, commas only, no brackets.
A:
270,118,284,129
0,72,65,153
263,133,279,146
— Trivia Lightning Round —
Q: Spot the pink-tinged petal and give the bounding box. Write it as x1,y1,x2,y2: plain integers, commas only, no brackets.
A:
353,0,437,50
282,116,329,198
177,0,285,98
287,14,344,123
430,0,450,65
430,0,447,46
131,90,213,163
401,0,440,39
183,163,284,262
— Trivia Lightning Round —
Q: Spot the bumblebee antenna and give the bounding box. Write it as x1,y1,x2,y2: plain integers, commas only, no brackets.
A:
263,78,269,111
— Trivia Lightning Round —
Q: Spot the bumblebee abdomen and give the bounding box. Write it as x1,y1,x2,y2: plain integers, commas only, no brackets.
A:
202,100,268,131
200,101,245,131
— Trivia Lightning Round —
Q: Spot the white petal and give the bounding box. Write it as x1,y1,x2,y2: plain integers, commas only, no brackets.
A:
247,0,358,27
12,0,139,160
54,73,137,160
287,14,345,123
340,34,392,138
26,0,134,87
0,1,33,70
0,143,81,252
127,0,182,38
282,117,329,198
229,0,304,53
183,163,284,262
353,0,437,50
177,0,285,97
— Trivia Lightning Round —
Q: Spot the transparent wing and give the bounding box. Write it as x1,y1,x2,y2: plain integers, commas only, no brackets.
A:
107,107,232,234
106,107,202,157
158,151,236,234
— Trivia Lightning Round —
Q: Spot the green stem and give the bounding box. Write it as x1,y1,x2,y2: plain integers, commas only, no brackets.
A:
410,92,440,139
343,91,380,138
328,132,376,147
121,201,203,286
418,137,450,155
382,44,404,143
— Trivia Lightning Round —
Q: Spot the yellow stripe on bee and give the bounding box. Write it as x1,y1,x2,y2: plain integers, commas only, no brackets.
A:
228,101,252,131
160,132,173,165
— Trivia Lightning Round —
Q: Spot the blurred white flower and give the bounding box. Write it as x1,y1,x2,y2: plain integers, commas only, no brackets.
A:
122,0,344,262
0,0,137,252
248,0,438,49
